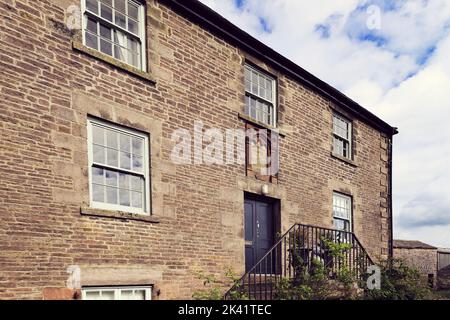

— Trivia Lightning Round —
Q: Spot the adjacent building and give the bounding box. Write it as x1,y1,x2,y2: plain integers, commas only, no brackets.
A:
393,240,438,288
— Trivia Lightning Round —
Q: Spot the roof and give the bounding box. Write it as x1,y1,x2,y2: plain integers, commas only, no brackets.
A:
394,240,437,250
438,248,450,254
160,0,399,136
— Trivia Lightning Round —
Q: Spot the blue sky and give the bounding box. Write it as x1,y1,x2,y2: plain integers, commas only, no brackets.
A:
200,0,450,248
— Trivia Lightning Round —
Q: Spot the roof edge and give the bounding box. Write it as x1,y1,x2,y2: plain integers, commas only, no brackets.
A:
394,240,438,250
159,0,398,136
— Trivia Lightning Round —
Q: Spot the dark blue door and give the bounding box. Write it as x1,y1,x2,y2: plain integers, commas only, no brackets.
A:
245,197,275,273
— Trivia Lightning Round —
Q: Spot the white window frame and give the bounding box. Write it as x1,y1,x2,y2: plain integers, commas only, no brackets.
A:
332,192,353,233
87,117,151,215
244,64,277,127
332,113,352,160
82,286,152,300
81,0,147,71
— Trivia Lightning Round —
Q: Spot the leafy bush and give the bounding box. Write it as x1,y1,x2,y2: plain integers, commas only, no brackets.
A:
192,268,248,300
364,258,433,300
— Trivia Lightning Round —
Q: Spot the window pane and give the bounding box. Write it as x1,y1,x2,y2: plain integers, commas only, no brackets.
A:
115,12,126,29
106,130,118,149
100,39,112,55
100,3,113,21
120,135,131,152
92,184,104,202
130,176,142,191
100,290,115,300
132,137,143,155
260,86,266,100
129,51,140,69
85,32,98,50
86,0,99,14
120,152,131,170
119,173,129,189
251,73,258,94
120,290,134,300
93,145,105,164
100,24,112,40
86,18,97,33
85,291,101,300
245,67,251,82
128,18,138,35
106,186,118,204
92,167,104,184
334,219,345,231
132,155,143,172
132,290,145,300
119,189,130,206
131,191,143,208
333,137,344,156
245,79,251,92
92,126,105,145
128,2,139,20
107,148,118,167
113,30,127,61
105,170,118,186
115,0,126,14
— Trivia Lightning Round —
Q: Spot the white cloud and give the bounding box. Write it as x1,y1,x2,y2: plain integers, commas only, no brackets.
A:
200,0,450,247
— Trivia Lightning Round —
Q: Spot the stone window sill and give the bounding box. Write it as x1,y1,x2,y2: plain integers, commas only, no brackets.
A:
80,207,160,224
238,113,286,137
331,152,358,167
72,41,156,84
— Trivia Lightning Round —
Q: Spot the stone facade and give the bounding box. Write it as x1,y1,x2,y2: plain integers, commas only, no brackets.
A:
394,241,438,287
0,0,395,299
438,250,450,289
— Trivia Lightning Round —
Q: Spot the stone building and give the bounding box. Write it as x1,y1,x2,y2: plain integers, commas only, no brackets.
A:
0,0,397,299
393,240,438,288
438,249,450,289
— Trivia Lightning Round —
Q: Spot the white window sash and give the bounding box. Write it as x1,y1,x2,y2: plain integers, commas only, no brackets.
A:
245,64,277,126
82,286,152,300
333,193,352,232
332,114,352,158
87,118,150,215
81,0,146,71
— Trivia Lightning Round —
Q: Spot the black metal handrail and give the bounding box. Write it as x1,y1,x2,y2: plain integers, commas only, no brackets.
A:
224,223,374,300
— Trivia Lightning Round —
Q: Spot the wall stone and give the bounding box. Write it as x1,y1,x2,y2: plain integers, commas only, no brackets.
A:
394,248,438,287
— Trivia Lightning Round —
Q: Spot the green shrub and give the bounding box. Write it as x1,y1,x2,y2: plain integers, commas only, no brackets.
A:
364,258,433,300
192,268,248,300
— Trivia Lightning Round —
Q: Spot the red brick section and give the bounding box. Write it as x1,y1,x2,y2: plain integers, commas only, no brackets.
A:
43,288,81,300
0,0,393,299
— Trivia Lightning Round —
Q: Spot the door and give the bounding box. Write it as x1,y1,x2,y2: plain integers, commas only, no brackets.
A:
244,196,276,273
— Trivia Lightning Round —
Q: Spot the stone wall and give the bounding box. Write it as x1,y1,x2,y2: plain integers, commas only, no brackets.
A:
394,248,437,287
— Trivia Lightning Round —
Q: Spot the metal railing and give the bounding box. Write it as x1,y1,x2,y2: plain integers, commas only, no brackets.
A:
224,223,373,300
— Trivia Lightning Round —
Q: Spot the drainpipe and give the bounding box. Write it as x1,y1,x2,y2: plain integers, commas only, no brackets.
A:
388,135,394,259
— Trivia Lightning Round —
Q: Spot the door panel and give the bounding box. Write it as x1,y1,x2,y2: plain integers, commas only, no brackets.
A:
256,202,274,262
244,201,255,272
244,197,275,273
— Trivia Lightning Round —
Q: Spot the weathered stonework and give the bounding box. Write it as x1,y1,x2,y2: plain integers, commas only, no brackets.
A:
394,241,438,287
0,0,394,299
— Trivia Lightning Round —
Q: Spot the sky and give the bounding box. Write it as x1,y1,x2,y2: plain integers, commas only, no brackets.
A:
199,0,450,248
